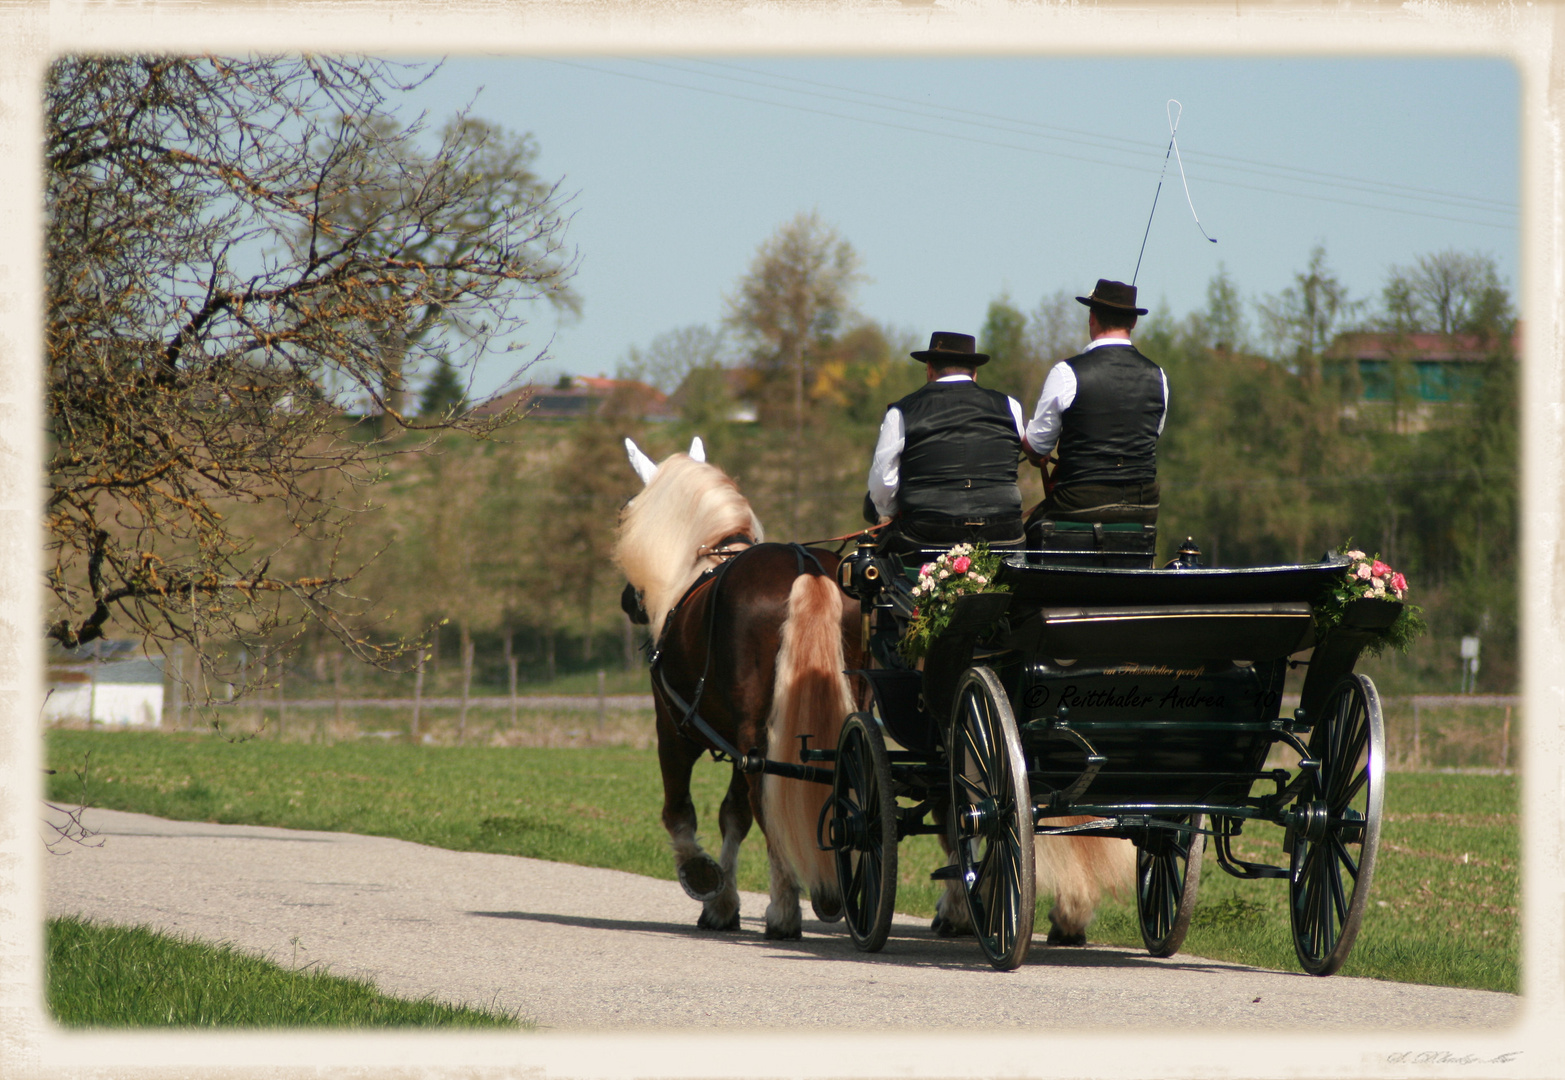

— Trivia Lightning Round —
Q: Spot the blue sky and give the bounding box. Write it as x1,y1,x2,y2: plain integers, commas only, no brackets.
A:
398,55,1519,398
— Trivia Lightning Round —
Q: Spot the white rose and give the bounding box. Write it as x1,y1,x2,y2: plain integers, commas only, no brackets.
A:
939,569,950,580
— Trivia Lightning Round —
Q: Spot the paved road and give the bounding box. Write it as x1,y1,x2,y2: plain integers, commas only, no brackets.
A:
42,807,1517,1032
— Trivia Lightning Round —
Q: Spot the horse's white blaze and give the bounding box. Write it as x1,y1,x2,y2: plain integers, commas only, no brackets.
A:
624,437,659,486
688,435,705,462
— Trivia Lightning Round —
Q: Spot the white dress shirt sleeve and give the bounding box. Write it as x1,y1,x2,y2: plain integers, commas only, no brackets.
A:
1007,396,1026,440
1158,370,1169,434
867,406,905,519
1024,362,1078,456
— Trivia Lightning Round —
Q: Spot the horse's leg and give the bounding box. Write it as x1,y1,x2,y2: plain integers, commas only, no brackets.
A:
656,706,726,911
930,804,974,937
1037,820,1136,945
697,763,751,931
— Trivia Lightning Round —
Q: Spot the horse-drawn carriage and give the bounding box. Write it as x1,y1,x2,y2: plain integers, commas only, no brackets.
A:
616,440,1400,976
815,525,1396,973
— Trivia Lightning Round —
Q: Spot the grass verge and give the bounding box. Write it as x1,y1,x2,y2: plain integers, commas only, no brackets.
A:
47,916,524,1028
46,730,1517,994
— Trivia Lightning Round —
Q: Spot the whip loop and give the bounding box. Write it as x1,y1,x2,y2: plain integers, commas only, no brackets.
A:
1132,100,1217,286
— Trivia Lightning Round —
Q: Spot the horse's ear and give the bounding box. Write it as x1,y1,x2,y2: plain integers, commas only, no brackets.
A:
624,438,658,485
689,436,706,463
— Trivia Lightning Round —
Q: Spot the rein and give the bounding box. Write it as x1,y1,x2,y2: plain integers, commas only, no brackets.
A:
799,522,887,555
648,542,829,763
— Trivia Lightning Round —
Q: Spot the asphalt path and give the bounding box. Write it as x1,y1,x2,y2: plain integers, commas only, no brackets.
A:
42,807,1518,1032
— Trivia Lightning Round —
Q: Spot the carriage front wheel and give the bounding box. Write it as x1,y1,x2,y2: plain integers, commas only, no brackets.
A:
830,712,898,952
949,666,1036,971
1289,673,1385,976
1137,813,1205,958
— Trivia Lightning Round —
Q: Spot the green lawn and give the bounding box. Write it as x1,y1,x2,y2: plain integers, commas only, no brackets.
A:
48,916,524,1028
46,729,1517,994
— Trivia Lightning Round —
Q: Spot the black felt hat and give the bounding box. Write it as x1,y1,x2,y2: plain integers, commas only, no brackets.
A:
1076,279,1148,316
910,330,989,366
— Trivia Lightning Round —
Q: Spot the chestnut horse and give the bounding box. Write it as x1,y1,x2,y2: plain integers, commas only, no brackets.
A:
616,438,859,938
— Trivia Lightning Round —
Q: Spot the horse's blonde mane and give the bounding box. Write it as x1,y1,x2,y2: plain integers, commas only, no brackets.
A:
615,453,764,638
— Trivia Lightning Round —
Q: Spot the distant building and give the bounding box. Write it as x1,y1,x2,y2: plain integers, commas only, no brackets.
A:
470,374,676,422
45,640,166,727
1322,330,1516,433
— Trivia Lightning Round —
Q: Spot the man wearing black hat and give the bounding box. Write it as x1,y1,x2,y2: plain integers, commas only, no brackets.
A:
1023,279,1168,526
864,330,1027,558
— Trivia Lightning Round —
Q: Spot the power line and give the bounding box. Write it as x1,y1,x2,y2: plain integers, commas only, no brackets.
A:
675,58,1518,216
544,59,1514,231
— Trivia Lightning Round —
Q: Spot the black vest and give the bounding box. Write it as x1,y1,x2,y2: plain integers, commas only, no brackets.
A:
1053,345,1164,487
891,380,1021,519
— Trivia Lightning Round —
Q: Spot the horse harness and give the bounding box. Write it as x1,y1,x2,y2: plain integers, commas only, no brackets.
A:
646,541,828,766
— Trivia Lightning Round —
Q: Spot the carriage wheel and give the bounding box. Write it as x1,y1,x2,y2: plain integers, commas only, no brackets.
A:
1136,813,1205,958
948,666,1036,971
1289,674,1385,976
830,712,899,952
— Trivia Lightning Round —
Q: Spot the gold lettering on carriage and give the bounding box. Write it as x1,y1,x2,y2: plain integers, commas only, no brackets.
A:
1105,662,1207,679
1044,683,1230,710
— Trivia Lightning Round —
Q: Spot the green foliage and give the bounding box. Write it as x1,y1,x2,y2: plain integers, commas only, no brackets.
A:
47,916,523,1027
418,356,469,418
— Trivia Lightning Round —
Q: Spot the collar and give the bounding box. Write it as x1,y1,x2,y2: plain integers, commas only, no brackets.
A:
934,374,974,382
1084,337,1133,352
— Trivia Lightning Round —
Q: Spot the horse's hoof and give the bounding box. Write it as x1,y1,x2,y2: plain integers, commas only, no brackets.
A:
811,893,843,923
1046,926,1087,946
697,909,741,932
677,855,724,902
932,914,972,938
764,924,803,941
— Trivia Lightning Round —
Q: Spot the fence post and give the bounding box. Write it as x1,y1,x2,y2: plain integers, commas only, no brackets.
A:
411,653,425,743
1501,704,1511,771
275,661,286,741
1412,698,1421,771
597,669,606,726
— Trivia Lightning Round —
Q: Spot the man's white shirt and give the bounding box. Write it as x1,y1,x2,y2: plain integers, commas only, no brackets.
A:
1023,337,1169,457
867,374,1026,520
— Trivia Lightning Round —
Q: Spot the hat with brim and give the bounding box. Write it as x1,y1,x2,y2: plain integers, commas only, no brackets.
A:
910,330,989,366
1076,278,1148,316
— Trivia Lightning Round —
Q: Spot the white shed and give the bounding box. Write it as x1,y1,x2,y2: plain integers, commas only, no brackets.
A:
45,656,166,727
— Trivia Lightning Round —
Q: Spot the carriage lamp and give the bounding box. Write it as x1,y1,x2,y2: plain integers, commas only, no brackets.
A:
1176,538,1203,568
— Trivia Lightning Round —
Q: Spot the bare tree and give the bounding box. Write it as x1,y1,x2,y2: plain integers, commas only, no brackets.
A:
44,55,578,696
1381,249,1510,337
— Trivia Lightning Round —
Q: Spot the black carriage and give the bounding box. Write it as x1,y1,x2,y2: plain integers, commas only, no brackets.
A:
805,523,1397,974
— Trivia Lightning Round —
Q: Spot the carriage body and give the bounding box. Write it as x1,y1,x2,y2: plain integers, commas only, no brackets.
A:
821,539,1392,975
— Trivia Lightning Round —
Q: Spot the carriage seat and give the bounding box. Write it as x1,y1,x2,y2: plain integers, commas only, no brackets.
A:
1024,519,1158,569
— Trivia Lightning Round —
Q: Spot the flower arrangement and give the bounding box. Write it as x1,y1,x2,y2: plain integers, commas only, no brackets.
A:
1315,544,1427,656
899,542,1011,662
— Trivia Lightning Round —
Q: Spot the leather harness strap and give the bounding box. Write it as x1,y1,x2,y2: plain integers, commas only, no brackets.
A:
648,542,829,762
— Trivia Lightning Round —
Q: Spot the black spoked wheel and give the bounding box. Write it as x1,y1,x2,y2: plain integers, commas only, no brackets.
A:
830,712,898,952
948,666,1036,971
1290,673,1385,976
1136,813,1205,958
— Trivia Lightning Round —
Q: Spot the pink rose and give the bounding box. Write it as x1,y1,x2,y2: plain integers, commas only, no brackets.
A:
951,555,972,574
1355,564,1372,580
1391,572,1407,594
920,563,935,577
1372,560,1392,578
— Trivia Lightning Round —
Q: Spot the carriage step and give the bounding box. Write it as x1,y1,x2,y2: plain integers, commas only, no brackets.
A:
930,865,962,881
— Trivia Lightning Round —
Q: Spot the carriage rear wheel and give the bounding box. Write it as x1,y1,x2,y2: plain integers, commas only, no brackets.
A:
1136,813,1205,958
1289,674,1385,976
949,666,1036,971
830,712,898,952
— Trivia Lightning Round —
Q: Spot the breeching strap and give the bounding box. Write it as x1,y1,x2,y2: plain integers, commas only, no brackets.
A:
650,543,831,771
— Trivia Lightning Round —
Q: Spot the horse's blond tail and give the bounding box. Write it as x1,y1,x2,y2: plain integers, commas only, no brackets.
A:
1034,817,1137,934
762,571,852,899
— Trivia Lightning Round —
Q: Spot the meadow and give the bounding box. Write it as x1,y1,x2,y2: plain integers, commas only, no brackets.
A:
45,726,1517,994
